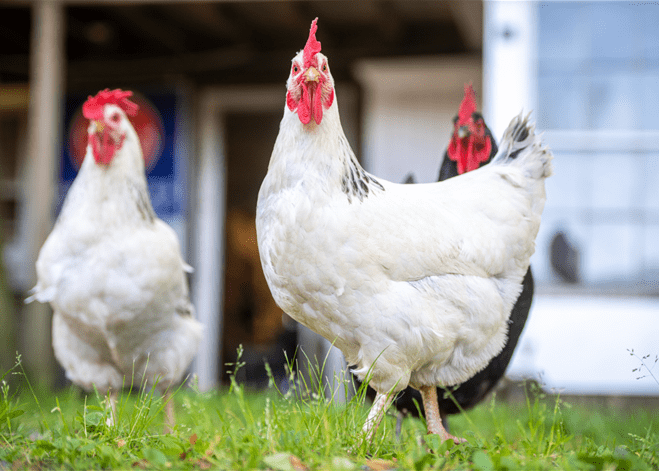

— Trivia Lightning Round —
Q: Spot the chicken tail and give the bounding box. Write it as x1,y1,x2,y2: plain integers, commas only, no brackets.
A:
491,112,553,180
24,284,55,304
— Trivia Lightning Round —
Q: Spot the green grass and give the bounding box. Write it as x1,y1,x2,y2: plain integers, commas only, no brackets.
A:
0,351,657,471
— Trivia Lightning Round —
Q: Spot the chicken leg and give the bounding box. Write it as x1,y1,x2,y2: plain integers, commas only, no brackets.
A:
163,390,175,434
362,391,394,442
419,386,466,444
106,390,118,426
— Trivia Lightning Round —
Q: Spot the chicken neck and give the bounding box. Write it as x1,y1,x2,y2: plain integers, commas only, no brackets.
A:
266,103,384,205
362,391,394,443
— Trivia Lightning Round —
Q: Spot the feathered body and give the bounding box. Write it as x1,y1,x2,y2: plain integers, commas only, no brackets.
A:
257,20,552,442
389,85,535,420
30,90,202,394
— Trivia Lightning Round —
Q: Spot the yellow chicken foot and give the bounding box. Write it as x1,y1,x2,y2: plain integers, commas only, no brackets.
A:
419,386,466,444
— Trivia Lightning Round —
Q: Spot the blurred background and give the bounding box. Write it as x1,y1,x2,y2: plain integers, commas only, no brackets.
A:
0,0,657,403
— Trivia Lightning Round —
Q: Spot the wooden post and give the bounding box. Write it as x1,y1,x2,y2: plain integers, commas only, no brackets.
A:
20,0,65,388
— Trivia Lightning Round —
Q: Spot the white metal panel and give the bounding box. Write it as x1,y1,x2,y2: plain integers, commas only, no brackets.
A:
508,294,659,396
191,94,226,392
483,0,538,139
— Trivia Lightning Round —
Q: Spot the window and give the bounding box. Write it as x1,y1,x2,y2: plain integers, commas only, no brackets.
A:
535,1,659,291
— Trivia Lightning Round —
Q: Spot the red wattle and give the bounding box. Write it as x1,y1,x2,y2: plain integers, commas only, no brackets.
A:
286,90,297,112
89,129,120,165
312,83,323,125
297,85,312,124
290,81,331,125
457,145,467,174
448,135,492,174
324,88,334,110
450,138,468,175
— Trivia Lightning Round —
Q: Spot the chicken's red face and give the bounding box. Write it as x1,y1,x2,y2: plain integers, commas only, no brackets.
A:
83,89,139,166
447,85,492,174
286,18,335,125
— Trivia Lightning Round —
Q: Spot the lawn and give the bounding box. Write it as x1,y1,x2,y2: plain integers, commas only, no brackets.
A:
1,352,657,471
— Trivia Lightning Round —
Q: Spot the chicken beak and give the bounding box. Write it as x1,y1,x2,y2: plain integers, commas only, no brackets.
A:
94,120,106,134
457,125,470,139
304,66,320,83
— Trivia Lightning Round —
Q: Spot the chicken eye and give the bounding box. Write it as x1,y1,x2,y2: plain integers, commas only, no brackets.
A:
322,63,328,72
293,64,300,74
110,113,121,123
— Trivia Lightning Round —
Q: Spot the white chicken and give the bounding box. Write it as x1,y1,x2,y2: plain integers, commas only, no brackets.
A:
28,89,202,429
256,19,553,444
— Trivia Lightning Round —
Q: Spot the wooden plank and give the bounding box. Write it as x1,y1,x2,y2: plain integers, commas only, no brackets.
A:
19,1,65,387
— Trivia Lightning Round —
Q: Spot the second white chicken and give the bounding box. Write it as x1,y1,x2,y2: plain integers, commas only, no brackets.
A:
29,89,202,429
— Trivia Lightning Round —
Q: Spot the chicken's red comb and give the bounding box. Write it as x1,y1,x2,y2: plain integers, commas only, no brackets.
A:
457,84,478,125
82,89,139,121
303,18,322,68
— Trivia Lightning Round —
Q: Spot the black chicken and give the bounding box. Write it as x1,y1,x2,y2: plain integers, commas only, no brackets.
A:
363,84,534,428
